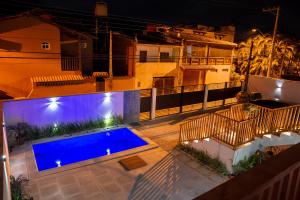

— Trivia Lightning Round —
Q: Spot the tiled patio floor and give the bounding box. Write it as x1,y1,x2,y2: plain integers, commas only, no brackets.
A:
10,115,228,200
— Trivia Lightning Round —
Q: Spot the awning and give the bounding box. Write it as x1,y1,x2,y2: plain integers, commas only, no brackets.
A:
31,74,86,83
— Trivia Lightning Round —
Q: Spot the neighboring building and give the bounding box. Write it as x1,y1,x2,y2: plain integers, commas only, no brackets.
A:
163,25,237,86
108,25,237,92
0,11,104,98
107,32,181,92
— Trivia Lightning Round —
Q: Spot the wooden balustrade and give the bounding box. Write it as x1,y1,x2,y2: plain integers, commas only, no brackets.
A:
179,114,212,143
180,103,300,148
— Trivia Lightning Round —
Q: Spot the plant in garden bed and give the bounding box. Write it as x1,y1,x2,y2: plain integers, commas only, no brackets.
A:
10,175,33,200
232,150,268,176
177,144,229,176
7,115,123,149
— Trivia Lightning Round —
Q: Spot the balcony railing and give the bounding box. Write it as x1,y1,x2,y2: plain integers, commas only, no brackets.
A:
61,56,80,71
182,57,232,65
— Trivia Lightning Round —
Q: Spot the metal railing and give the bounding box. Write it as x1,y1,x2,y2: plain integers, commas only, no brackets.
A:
61,56,80,71
182,56,232,65
179,103,300,149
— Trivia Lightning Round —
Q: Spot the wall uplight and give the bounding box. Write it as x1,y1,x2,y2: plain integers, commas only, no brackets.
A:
193,140,199,143
204,138,210,142
48,97,60,111
103,92,112,104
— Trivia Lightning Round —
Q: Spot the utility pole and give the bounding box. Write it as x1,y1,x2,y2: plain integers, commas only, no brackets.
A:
263,6,280,77
244,40,254,92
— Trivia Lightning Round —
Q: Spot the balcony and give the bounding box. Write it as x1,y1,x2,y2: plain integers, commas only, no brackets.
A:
181,56,232,66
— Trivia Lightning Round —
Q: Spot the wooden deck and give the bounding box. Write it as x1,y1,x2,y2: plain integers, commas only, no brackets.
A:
179,103,300,149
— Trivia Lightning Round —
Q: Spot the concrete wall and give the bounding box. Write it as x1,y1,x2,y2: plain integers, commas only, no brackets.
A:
205,65,231,84
29,82,96,98
248,75,300,104
105,77,135,92
135,62,178,89
123,90,140,123
191,139,235,172
2,91,125,127
135,44,180,89
190,132,300,173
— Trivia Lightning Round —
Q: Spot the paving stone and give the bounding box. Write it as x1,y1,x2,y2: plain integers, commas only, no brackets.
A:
61,184,81,197
39,184,60,198
57,175,76,186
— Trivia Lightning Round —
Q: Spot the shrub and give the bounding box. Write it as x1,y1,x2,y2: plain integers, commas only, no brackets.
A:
177,144,229,176
10,175,33,200
232,150,267,175
7,115,124,147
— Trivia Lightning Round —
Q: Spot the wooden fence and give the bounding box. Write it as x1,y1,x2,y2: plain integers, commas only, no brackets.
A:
179,103,300,149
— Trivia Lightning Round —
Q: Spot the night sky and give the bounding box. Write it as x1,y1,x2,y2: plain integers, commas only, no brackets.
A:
1,0,300,40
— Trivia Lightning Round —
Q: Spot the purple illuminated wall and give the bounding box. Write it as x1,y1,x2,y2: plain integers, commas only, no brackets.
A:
3,92,124,127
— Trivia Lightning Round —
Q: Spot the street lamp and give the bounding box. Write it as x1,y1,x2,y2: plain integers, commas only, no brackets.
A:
251,28,265,37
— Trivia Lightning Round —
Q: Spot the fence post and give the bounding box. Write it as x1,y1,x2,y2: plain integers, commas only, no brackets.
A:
179,85,184,113
222,82,228,106
150,88,157,120
203,84,208,110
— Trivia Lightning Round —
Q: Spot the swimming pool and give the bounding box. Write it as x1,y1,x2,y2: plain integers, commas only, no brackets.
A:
32,128,148,171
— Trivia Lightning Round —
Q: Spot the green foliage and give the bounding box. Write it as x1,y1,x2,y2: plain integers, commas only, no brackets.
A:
10,175,33,200
237,34,298,77
7,115,123,146
177,144,229,176
232,151,266,175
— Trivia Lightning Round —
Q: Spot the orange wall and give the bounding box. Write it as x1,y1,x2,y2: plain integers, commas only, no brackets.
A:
0,17,76,97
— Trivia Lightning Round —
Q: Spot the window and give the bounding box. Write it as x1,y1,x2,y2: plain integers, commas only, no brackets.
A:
153,77,175,95
41,41,50,50
160,52,171,62
139,51,147,62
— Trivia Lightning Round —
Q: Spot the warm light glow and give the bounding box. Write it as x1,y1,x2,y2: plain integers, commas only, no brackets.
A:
264,134,272,138
193,140,199,143
183,141,189,145
282,132,291,136
56,160,61,167
243,142,252,147
47,97,60,111
251,28,257,33
204,138,210,142
276,80,284,88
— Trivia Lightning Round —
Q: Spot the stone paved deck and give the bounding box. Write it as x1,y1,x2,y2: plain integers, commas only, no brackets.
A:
10,114,228,200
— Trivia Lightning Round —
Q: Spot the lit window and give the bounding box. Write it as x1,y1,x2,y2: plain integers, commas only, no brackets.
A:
41,41,50,50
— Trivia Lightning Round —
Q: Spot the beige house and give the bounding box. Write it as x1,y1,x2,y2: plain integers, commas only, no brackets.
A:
107,33,181,92
164,26,237,86
0,11,100,99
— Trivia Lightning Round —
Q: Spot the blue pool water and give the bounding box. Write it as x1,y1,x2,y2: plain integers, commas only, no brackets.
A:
32,128,148,171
